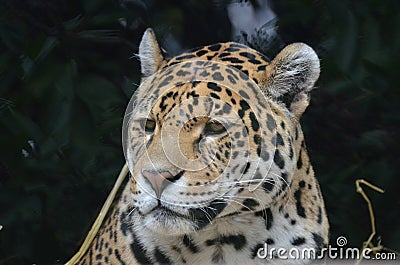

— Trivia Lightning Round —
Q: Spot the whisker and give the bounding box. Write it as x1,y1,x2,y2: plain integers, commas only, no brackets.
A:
269,172,291,193
199,207,213,224
214,194,254,212
127,207,136,217
222,194,263,202
218,179,278,190
218,179,262,184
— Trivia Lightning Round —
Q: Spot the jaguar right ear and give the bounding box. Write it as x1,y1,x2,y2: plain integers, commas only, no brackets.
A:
261,43,320,119
138,28,166,78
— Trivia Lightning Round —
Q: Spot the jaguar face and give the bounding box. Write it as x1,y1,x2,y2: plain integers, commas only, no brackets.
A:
123,61,281,235
122,29,320,236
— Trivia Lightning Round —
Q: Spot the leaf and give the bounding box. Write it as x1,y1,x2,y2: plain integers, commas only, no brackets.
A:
35,37,59,62
357,130,387,151
20,54,35,79
63,15,83,30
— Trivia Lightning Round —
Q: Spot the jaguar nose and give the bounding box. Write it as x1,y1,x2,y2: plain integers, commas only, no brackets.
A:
141,170,183,198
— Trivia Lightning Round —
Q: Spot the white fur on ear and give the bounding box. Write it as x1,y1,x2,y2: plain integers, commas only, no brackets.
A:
263,43,320,117
265,43,320,97
138,28,165,77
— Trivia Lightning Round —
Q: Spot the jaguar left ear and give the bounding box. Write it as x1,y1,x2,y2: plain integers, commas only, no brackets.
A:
263,43,320,118
138,28,166,78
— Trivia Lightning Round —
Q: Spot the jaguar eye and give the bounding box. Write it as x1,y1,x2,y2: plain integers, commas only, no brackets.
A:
204,120,226,135
142,119,156,133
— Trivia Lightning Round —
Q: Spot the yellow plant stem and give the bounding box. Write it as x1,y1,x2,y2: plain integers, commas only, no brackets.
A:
354,179,384,265
65,163,129,265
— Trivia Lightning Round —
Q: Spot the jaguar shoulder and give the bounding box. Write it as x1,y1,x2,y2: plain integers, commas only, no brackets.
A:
76,28,329,265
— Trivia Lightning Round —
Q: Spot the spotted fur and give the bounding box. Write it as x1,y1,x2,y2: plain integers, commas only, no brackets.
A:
76,28,329,265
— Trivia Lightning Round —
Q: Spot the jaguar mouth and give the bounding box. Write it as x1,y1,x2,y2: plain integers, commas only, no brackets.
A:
141,205,197,235
140,199,229,234
149,205,189,220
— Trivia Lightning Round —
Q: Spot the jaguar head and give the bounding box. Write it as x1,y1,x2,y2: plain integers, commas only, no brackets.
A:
123,29,320,235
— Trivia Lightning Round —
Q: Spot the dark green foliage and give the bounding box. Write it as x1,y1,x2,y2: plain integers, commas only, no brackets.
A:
0,0,399,264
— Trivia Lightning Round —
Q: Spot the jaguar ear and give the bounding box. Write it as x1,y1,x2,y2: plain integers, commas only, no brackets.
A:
263,43,320,118
138,28,166,77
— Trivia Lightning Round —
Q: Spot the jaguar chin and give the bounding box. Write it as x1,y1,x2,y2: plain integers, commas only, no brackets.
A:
140,206,197,235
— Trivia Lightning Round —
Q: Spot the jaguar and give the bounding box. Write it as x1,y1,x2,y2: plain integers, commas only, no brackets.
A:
75,28,329,265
